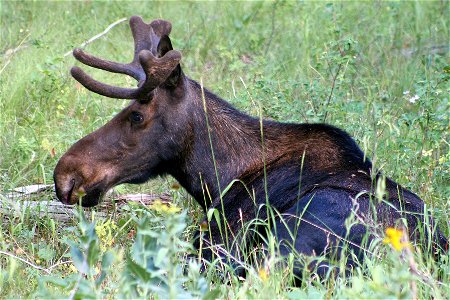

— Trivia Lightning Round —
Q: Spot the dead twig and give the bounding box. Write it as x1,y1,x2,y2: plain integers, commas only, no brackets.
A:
0,250,51,274
0,33,31,75
322,62,342,123
64,18,127,57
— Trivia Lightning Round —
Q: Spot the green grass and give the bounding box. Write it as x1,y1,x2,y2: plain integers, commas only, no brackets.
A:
1,1,449,298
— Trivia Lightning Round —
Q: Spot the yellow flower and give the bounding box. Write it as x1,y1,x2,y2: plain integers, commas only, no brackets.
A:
96,219,118,251
258,268,269,282
69,264,78,273
383,227,410,251
148,199,181,214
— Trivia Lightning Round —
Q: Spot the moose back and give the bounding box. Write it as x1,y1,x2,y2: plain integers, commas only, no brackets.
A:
54,16,447,278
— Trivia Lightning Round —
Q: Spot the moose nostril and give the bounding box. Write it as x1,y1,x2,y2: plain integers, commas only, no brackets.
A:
56,177,77,205
66,178,76,203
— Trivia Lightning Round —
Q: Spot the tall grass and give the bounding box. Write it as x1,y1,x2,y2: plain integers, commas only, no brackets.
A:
1,1,448,298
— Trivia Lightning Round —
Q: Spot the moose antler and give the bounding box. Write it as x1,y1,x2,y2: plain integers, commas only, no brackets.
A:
70,16,181,99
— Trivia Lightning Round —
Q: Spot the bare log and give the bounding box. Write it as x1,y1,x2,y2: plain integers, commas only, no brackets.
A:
1,184,171,223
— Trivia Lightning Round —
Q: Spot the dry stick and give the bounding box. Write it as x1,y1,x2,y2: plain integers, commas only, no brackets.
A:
0,249,73,275
64,18,127,57
0,33,31,75
0,250,51,274
2,45,29,58
322,62,342,123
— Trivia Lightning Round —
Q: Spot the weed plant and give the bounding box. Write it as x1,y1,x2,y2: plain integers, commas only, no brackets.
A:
1,1,449,298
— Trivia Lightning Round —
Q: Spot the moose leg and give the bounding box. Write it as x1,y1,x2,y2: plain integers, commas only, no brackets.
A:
273,188,370,280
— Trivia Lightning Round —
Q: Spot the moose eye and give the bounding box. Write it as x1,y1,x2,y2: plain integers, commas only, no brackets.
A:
130,111,144,124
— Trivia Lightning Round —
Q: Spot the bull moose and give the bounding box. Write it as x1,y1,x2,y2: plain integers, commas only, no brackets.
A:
54,16,447,279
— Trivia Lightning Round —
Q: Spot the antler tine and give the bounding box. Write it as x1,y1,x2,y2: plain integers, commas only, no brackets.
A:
71,66,143,99
138,49,181,93
72,49,181,99
129,16,157,65
129,17,172,60
71,16,179,100
72,16,159,82
73,48,145,81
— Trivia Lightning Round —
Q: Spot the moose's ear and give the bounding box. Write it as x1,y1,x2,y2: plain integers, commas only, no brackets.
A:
162,64,182,89
157,35,174,57
158,35,182,89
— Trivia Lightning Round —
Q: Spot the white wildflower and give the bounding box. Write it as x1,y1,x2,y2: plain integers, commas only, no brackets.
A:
403,90,410,95
408,94,419,104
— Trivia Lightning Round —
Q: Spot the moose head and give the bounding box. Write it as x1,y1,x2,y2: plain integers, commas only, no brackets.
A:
54,16,188,207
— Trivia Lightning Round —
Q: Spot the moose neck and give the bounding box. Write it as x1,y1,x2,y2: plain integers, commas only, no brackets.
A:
165,80,375,211
168,79,267,210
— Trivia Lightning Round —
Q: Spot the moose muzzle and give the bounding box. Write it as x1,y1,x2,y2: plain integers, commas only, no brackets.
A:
54,145,113,207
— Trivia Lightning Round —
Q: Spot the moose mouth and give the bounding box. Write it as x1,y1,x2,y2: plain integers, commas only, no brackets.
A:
78,187,103,207
55,178,106,207
54,167,155,208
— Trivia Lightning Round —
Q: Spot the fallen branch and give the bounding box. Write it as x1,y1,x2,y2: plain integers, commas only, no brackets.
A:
1,184,171,223
0,250,52,274
64,17,127,57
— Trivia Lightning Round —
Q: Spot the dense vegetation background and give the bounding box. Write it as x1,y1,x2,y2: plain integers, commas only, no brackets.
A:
0,1,448,298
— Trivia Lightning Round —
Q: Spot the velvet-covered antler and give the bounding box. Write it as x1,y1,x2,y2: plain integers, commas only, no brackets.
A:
70,16,181,99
